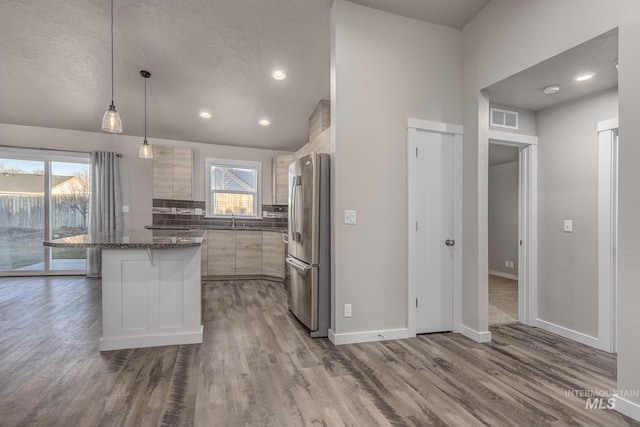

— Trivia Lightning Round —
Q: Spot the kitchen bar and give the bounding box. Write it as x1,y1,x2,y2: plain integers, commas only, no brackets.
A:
44,229,206,351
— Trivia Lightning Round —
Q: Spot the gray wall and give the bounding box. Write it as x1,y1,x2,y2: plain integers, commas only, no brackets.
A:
488,161,519,277
331,0,462,334
462,0,640,406
0,123,293,230
536,88,618,337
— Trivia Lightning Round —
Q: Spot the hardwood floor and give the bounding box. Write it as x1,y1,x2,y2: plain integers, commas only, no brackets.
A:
0,276,637,426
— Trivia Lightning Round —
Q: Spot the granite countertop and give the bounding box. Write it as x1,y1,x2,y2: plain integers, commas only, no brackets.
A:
145,225,287,233
43,229,207,249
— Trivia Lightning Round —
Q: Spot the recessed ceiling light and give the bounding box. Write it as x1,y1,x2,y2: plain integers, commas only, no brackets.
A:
543,85,560,95
259,119,270,126
573,72,595,82
272,70,286,80
199,112,212,119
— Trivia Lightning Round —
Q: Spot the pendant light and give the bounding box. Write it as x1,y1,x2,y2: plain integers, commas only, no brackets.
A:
101,0,122,133
139,70,153,159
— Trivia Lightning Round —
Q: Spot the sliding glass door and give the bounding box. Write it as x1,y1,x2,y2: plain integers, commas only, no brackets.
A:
0,148,90,275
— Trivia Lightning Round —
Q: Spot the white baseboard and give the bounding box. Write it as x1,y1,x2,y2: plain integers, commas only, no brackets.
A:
99,326,204,351
488,270,518,280
328,328,409,345
613,394,640,422
458,324,492,343
535,319,601,349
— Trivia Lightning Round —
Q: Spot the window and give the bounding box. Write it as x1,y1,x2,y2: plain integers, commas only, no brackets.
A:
0,147,90,275
205,158,262,218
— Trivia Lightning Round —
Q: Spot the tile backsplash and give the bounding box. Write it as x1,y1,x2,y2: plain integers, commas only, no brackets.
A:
152,199,288,229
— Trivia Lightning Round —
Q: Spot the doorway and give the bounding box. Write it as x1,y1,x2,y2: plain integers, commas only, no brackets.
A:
0,147,90,275
407,119,462,336
488,130,538,327
488,143,520,325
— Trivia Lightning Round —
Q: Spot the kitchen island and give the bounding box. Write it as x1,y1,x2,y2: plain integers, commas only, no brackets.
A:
44,229,206,351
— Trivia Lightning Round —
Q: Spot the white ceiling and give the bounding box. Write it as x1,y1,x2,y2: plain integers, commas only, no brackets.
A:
0,0,490,152
484,28,619,112
348,0,489,29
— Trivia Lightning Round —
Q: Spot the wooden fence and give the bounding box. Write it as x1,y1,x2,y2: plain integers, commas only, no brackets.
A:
0,194,88,229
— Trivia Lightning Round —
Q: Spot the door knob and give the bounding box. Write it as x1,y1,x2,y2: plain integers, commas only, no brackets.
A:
445,239,455,246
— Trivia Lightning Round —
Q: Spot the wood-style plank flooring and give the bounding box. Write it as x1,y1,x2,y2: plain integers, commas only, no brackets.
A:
0,276,637,426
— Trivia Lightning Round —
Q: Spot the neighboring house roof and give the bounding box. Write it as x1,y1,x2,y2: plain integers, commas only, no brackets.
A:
0,173,78,195
212,168,257,192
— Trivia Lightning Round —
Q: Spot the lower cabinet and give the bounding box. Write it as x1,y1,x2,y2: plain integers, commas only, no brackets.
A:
235,231,263,275
201,231,208,276
204,230,285,279
262,231,285,278
207,230,236,276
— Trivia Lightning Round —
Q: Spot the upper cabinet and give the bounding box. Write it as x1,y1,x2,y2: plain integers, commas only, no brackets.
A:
294,100,331,161
272,154,293,205
153,145,194,200
153,146,173,199
308,99,330,141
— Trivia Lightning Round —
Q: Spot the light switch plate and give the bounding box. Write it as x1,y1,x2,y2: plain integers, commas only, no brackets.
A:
344,210,356,225
564,219,573,233
344,304,352,317
122,205,129,213
171,207,177,214
195,208,202,215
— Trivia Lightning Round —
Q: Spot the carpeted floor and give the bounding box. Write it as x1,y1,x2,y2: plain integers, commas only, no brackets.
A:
489,274,518,325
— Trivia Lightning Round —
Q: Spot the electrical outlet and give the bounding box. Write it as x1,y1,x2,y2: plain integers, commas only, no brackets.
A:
344,210,356,225
195,208,202,215
509,261,514,268
344,304,352,317
505,260,509,268
122,205,129,213
171,207,177,214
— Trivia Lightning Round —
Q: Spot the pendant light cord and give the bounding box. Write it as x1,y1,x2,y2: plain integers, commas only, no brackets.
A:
110,0,114,104
144,77,147,141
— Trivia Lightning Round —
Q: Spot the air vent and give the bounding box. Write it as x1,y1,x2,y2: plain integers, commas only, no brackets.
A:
490,107,519,130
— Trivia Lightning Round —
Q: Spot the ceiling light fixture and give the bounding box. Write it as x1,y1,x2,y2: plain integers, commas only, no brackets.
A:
258,119,270,126
139,70,153,159
101,0,122,133
272,70,286,80
614,60,619,70
573,72,595,82
200,112,212,119
543,85,560,95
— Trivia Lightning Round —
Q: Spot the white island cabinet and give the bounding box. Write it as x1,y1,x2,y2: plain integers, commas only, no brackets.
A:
44,229,205,351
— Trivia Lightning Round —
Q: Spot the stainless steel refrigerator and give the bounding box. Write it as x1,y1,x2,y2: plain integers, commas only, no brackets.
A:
286,152,330,337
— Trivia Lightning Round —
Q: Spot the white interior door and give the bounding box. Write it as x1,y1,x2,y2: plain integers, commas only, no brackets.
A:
597,119,618,353
411,130,454,333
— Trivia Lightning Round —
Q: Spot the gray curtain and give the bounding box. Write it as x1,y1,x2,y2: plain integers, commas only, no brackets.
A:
87,151,123,277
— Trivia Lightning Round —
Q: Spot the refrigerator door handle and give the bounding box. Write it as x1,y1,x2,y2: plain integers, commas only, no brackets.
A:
286,256,311,272
293,176,303,242
290,176,298,242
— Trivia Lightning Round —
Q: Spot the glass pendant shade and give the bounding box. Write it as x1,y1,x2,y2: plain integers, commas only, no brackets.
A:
101,104,122,133
139,139,153,159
